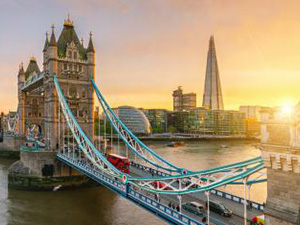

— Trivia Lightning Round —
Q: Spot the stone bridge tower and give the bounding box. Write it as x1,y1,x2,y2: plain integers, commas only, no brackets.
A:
43,18,95,151
9,17,96,190
260,106,300,225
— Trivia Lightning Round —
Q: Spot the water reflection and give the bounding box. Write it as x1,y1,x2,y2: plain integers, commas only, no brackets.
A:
0,140,266,225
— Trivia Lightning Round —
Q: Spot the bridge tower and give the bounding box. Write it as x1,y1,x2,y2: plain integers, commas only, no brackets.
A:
9,16,95,190
17,63,25,136
43,17,95,151
260,106,300,224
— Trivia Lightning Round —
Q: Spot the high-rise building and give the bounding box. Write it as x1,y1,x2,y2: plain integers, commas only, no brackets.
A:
172,86,196,111
202,36,224,110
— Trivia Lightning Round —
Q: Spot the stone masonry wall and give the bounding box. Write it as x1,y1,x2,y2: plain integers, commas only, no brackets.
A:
262,146,300,225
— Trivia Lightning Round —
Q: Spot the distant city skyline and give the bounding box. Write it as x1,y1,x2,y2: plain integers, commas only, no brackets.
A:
1,0,300,113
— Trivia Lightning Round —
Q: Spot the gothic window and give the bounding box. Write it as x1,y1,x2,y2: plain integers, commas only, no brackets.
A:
79,65,82,72
74,64,77,71
68,51,72,59
74,52,77,60
39,113,42,117
64,63,67,70
69,86,77,99
82,91,86,98
28,112,32,117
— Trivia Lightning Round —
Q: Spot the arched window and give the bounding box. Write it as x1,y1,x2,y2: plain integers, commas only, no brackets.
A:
74,52,77,60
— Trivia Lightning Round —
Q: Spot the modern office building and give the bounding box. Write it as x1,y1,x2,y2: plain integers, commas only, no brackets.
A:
185,108,245,136
167,111,189,133
202,36,224,110
166,108,245,136
114,106,151,135
239,106,261,137
172,86,196,111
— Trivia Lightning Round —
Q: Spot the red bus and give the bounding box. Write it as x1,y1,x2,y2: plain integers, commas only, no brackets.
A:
106,154,130,174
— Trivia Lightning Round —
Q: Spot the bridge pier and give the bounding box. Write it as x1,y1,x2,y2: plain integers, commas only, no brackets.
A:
8,150,93,191
0,135,23,158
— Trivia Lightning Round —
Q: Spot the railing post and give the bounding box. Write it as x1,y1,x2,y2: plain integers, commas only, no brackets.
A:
247,184,251,209
205,191,210,225
243,178,248,225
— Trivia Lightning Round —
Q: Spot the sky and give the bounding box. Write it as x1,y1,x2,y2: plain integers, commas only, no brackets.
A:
1,0,300,113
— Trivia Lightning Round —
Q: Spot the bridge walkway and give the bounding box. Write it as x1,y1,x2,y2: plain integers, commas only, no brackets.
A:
130,164,263,224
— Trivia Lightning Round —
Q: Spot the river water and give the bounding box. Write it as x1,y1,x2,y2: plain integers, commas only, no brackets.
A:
0,140,266,225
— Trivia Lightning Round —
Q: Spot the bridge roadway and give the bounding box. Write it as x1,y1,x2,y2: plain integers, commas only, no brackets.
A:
57,152,263,225
130,164,262,225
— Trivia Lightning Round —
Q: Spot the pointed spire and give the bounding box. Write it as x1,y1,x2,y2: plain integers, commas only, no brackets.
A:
43,31,49,52
202,35,224,110
18,62,25,75
87,31,95,53
49,24,57,47
209,35,215,50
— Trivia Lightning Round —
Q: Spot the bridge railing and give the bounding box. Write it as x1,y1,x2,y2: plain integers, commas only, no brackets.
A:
210,189,264,211
58,153,204,225
128,189,204,225
131,161,265,211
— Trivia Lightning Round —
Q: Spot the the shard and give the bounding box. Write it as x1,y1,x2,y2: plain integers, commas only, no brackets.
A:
202,36,224,110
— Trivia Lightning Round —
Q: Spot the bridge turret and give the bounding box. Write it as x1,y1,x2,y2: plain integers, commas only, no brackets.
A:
87,31,95,80
17,62,25,136
43,31,49,71
47,24,58,75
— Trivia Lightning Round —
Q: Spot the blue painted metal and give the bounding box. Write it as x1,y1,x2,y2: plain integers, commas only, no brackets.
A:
53,75,268,224
210,189,264,211
57,153,205,225
21,72,44,91
54,76,124,177
91,77,185,174
131,161,265,211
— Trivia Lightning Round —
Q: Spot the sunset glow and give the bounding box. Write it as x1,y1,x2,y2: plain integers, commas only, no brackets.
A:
1,1,300,112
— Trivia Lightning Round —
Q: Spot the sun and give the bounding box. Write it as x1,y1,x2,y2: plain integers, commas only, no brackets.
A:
281,104,294,116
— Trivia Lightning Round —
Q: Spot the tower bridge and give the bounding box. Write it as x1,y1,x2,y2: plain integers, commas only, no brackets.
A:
17,17,95,150
2,17,299,225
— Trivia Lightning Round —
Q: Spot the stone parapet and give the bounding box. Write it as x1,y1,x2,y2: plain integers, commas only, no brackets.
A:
261,144,300,225
261,145,300,173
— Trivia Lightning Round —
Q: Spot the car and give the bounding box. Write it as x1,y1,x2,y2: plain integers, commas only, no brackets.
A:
205,200,232,217
183,202,205,216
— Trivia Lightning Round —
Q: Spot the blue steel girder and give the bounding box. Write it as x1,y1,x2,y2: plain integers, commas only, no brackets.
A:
91,77,186,175
55,75,266,195
127,159,264,194
54,76,125,178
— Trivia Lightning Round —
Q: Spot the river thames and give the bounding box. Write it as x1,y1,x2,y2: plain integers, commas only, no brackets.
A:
0,140,266,225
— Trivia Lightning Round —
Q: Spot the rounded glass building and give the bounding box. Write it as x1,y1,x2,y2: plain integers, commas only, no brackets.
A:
115,106,151,135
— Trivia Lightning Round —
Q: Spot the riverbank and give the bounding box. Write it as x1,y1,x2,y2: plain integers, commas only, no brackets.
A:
139,136,259,142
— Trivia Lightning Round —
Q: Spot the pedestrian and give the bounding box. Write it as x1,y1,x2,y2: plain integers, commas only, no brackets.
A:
176,205,180,212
